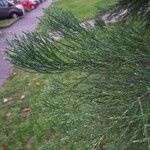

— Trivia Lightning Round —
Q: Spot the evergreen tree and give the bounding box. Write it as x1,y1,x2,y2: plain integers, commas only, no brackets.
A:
6,7,150,150
118,0,150,27
98,0,150,27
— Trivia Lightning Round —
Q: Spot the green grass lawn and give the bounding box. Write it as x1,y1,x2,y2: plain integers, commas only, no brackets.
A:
0,0,117,149
0,69,95,149
0,19,14,27
55,0,117,20
38,0,117,31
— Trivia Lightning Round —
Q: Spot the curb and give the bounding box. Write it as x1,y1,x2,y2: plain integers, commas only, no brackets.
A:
0,31,3,36
0,18,20,29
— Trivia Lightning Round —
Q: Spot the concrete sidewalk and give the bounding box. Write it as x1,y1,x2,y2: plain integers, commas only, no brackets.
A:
0,0,53,87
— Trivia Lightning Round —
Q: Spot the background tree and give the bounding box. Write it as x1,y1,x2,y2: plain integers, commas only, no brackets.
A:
97,0,150,27
6,5,150,150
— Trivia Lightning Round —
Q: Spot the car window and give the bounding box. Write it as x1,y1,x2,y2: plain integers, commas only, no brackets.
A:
0,0,8,7
0,1,4,7
18,0,26,2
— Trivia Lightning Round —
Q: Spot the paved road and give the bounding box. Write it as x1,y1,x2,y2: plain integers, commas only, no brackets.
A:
0,0,53,87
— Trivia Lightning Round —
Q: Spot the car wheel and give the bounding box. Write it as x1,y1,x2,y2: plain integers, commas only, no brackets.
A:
10,13,18,19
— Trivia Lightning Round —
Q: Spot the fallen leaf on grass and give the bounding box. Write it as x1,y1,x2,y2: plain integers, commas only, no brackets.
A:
20,95,25,101
35,82,41,87
3,98,9,104
22,107,31,118
22,107,30,113
13,72,17,76
6,112,12,117
3,97,12,104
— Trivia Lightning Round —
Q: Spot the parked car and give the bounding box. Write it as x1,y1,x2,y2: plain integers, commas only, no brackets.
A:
16,0,38,11
30,0,41,4
0,0,25,19
7,0,15,4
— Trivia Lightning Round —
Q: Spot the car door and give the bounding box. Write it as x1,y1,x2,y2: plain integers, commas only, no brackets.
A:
0,0,9,19
22,1,29,10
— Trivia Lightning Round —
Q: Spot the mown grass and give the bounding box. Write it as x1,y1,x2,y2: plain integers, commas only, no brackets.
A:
0,0,117,149
0,69,96,149
55,0,117,20
38,0,117,31
0,19,14,27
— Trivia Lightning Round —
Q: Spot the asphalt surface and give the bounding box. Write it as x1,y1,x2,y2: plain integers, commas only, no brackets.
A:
0,0,53,87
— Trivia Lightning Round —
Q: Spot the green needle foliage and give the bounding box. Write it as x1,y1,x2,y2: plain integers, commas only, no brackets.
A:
118,0,150,27
7,7,150,149
101,0,150,28
118,0,149,13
